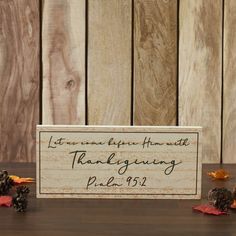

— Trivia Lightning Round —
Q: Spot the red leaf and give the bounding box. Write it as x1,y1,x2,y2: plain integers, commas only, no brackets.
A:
0,196,12,207
193,204,227,215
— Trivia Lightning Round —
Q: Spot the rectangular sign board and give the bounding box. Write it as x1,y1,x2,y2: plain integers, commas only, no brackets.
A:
36,126,202,199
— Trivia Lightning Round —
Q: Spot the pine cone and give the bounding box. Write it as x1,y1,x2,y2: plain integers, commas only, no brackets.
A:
13,186,30,212
16,186,30,195
13,195,28,212
208,187,233,212
0,170,14,195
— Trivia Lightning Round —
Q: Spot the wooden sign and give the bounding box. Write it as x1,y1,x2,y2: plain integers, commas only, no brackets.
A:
36,126,202,199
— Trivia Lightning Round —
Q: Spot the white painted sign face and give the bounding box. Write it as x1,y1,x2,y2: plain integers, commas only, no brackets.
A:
36,126,202,199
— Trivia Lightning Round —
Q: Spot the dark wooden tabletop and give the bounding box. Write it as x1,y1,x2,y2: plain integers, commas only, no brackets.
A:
0,163,235,236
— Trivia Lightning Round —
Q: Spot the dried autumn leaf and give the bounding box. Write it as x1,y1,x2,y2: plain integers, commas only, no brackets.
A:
207,169,230,180
231,200,236,209
193,204,227,215
10,175,34,184
0,196,12,207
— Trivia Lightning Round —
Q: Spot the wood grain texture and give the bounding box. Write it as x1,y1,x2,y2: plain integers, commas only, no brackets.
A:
0,0,39,162
88,0,131,125
42,0,85,124
223,0,236,163
179,0,222,163
134,0,177,125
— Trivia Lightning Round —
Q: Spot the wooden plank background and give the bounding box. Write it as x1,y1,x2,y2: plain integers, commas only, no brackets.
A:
179,0,222,163
1,0,236,163
134,0,177,126
88,0,131,125
223,0,236,163
0,0,39,162
42,0,86,125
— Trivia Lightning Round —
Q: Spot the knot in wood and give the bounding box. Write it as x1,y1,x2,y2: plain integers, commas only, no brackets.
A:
66,79,75,89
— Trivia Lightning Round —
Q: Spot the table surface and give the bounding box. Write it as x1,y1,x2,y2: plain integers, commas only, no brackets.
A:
0,163,235,236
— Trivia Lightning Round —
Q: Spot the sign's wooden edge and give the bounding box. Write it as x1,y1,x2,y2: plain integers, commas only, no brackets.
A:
36,125,202,131
36,125,202,199
36,194,201,199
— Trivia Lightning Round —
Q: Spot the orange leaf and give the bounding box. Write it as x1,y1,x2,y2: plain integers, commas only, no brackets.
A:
207,169,230,180
10,175,35,184
0,196,12,207
231,200,236,209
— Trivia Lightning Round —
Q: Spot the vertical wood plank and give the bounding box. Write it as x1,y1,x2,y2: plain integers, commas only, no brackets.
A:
42,0,85,124
223,0,236,163
88,0,131,125
134,0,177,125
179,0,222,163
0,0,39,162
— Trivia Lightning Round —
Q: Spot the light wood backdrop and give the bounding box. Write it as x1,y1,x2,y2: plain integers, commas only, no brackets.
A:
0,0,235,163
